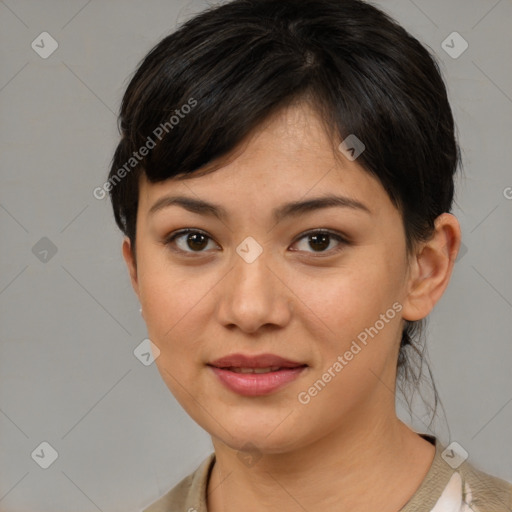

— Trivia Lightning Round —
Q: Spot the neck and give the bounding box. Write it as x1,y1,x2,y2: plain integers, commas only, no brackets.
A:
207,417,435,512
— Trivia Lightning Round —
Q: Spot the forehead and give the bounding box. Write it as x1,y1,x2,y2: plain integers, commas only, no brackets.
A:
137,102,389,217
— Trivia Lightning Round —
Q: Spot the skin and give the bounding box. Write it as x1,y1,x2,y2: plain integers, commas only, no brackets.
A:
123,101,461,512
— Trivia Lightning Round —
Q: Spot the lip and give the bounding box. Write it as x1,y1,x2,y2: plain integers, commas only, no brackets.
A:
208,353,308,396
209,353,305,369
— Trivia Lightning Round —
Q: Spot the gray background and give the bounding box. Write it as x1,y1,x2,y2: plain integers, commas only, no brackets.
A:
1,0,511,510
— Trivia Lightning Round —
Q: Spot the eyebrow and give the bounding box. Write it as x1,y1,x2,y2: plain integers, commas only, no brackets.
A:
148,194,371,222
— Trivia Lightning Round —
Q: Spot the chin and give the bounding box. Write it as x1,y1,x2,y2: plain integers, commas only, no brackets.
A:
210,416,304,454
220,435,297,456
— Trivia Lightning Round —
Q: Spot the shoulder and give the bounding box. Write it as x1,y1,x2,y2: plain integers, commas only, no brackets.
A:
402,434,512,512
427,440,512,512
455,459,512,512
142,453,215,512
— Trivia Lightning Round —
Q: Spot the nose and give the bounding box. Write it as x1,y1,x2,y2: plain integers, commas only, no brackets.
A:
215,245,293,334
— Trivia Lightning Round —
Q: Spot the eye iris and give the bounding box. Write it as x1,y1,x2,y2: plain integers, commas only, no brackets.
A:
187,232,208,251
309,233,330,252
177,231,336,253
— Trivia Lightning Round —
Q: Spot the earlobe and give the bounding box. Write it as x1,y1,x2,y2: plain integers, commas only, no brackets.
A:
122,236,140,298
401,213,461,322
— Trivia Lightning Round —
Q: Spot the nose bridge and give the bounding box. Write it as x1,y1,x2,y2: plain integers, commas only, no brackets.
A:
216,235,291,332
231,235,273,301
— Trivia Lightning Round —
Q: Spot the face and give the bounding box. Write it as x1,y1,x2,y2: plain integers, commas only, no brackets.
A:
124,102,420,454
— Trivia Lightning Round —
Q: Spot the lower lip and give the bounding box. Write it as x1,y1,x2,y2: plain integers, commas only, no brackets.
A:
209,366,307,396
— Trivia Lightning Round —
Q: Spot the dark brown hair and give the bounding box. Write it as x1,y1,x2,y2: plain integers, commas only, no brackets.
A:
108,0,461,427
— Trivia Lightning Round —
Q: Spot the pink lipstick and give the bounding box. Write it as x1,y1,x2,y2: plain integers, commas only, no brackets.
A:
208,353,308,396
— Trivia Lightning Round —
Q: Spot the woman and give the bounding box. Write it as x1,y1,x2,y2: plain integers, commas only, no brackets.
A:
107,0,512,510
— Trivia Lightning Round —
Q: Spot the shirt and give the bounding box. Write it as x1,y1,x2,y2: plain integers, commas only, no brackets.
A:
142,433,512,512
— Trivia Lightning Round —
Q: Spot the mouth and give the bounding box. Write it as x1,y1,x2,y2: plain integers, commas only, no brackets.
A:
207,353,308,396
208,352,306,370
218,366,299,374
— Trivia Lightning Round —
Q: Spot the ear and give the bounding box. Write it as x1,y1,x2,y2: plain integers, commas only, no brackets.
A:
122,236,140,299
401,213,461,321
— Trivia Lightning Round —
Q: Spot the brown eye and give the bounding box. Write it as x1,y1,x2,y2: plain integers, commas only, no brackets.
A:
164,229,218,255
183,232,209,251
290,230,348,255
164,228,348,258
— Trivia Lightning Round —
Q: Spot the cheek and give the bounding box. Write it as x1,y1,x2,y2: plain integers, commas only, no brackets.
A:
297,261,400,333
142,276,205,347
137,242,195,321
295,257,405,384
139,269,208,405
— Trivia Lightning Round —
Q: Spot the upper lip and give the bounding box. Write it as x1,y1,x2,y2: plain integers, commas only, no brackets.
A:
208,353,307,369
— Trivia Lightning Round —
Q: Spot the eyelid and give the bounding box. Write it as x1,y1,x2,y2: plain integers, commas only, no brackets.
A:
163,228,349,256
163,228,219,255
290,229,349,256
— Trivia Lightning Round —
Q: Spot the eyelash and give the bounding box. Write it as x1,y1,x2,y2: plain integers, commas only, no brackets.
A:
163,228,349,258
